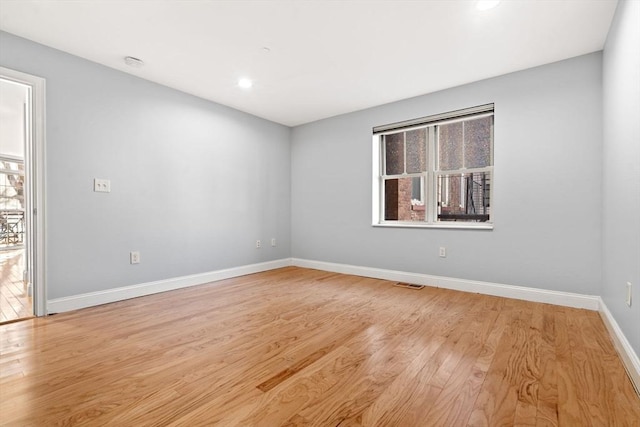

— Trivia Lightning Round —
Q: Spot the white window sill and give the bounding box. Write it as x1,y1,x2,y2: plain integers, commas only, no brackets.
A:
372,222,493,230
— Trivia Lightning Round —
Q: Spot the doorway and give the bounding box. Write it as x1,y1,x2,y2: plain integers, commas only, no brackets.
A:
0,67,46,321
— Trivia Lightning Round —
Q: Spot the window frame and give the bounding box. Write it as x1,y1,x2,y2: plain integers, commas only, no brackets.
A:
372,104,494,230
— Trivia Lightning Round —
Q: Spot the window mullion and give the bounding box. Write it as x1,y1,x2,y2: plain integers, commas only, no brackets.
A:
403,132,407,175
427,126,436,224
380,137,386,221
381,135,386,176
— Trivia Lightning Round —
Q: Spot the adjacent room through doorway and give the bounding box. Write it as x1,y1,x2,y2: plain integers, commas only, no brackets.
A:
0,77,32,323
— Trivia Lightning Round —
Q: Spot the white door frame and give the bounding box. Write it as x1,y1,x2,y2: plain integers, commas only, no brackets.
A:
1,66,47,316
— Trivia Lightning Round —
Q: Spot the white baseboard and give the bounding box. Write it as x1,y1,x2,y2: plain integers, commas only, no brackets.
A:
598,298,640,395
47,257,599,314
292,258,638,394
291,258,600,310
47,258,293,314
46,256,638,393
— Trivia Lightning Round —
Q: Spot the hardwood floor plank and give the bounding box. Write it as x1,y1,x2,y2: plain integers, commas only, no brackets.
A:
230,300,422,423
292,291,463,425
0,249,31,323
590,316,640,423
555,306,595,426
534,303,558,427
256,333,366,393
86,276,386,426
0,267,638,426
418,297,506,426
358,294,499,426
466,299,533,426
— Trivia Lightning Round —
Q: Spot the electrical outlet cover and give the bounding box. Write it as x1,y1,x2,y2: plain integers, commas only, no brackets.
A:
94,178,111,193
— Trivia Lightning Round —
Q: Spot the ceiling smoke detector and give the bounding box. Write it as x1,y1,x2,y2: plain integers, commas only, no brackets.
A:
124,56,144,68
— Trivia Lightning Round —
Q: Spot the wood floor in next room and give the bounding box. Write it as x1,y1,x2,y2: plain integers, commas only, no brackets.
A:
1,267,638,426
0,249,32,323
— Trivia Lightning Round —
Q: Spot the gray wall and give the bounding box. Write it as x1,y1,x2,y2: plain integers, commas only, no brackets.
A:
602,0,640,355
0,31,291,300
292,52,603,295
3,21,634,356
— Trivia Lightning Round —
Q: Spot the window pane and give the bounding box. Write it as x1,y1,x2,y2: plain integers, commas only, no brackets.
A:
384,132,404,175
437,172,491,222
384,177,425,222
464,116,492,168
438,122,463,171
0,160,25,248
411,176,422,201
405,128,427,173
0,161,24,210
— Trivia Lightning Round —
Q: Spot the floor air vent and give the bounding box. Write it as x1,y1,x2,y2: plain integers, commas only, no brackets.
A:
394,282,425,290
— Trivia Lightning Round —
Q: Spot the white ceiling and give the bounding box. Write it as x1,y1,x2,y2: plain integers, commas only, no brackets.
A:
0,0,618,127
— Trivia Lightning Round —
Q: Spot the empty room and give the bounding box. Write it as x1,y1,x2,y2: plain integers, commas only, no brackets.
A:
0,0,639,425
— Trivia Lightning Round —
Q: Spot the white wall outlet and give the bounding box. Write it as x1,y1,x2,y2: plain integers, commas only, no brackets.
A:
626,282,632,307
439,247,446,258
271,238,276,247
130,251,140,264
256,240,261,249
94,178,111,193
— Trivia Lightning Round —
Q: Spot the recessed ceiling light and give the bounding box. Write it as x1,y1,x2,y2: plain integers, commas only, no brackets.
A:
476,0,500,11
124,56,144,68
238,77,253,89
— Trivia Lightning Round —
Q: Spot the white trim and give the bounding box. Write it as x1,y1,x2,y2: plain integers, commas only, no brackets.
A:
372,135,381,224
291,258,599,310
372,222,493,230
598,298,640,395
291,259,640,391
0,66,47,317
47,258,293,314
0,154,24,162
373,111,494,228
44,255,638,394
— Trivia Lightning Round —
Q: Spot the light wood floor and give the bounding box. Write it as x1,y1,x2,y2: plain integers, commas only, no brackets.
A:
1,267,638,426
0,249,32,323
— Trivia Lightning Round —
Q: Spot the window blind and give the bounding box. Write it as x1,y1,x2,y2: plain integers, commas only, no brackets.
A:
373,103,494,135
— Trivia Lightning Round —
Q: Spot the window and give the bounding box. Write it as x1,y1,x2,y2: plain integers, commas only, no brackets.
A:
373,104,494,228
0,157,25,247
